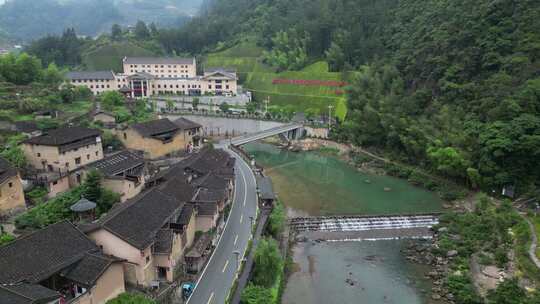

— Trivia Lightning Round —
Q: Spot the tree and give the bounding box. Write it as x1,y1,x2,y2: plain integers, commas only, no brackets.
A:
134,20,150,40
42,63,64,88
325,42,345,72
487,279,527,304
240,284,273,304
83,170,102,202
101,91,124,111
192,97,200,110
166,99,174,112
252,238,282,287
427,144,470,180
111,24,122,41
219,102,230,113
106,293,156,304
267,201,285,238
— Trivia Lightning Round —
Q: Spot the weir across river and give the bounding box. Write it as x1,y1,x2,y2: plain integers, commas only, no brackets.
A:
290,213,440,236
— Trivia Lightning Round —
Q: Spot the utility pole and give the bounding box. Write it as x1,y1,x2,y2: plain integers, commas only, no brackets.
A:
328,105,334,129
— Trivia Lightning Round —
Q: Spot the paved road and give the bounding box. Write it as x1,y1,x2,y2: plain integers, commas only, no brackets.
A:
187,147,258,304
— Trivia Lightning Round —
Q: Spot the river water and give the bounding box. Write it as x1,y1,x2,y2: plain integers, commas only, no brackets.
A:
244,142,444,304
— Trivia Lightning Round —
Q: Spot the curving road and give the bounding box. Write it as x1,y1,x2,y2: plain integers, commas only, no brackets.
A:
186,147,258,304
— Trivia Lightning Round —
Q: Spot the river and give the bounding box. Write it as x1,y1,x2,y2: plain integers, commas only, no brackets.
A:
243,142,444,304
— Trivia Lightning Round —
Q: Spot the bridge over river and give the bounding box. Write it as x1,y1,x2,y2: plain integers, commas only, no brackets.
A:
290,213,441,241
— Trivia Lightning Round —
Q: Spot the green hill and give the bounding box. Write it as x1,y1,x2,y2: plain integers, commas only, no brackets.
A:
82,42,156,72
204,43,349,120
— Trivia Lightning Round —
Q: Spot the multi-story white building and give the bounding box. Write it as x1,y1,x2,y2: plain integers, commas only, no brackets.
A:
66,57,238,98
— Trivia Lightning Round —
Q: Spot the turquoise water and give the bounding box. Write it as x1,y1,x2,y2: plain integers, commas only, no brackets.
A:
244,142,443,216
244,142,444,304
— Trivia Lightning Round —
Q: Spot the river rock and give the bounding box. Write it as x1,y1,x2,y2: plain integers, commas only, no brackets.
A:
432,294,442,300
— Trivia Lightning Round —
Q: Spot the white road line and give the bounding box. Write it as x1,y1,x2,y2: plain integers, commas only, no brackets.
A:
186,151,246,304
222,260,229,273
207,292,214,304
234,234,239,245
240,214,243,223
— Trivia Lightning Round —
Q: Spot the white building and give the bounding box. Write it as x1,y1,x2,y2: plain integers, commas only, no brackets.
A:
66,57,238,98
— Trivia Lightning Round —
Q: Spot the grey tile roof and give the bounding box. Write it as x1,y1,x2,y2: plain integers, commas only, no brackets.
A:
66,71,115,80
124,57,195,65
131,118,179,138
14,121,39,133
177,204,194,225
153,230,173,254
0,221,99,284
203,68,237,80
0,157,17,185
23,127,101,147
0,283,59,304
193,173,229,191
87,150,144,177
159,177,196,203
59,253,122,287
99,189,184,249
173,117,202,130
257,176,277,200
196,202,218,216
194,188,227,203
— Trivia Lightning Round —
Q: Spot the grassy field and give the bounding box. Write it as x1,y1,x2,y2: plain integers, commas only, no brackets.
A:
82,42,156,72
204,42,351,120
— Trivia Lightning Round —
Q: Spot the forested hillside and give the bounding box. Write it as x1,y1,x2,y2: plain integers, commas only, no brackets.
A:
162,0,540,193
0,0,201,41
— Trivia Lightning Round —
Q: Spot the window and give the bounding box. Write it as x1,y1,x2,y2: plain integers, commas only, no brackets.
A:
226,85,230,89
8,182,12,188
37,152,41,157
95,151,99,156
75,157,81,165
53,181,58,185
146,256,150,264
87,154,90,160
65,162,69,168
124,132,127,140
209,85,212,89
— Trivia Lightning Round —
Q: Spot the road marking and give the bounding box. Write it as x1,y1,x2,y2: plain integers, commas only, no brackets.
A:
240,214,243,223
234,234,239,245
207,292,214,304
222,260,229,273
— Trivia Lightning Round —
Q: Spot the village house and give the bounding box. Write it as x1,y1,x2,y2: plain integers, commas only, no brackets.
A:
0,221,126,304
91,110,117,128
13,121,42,138
0,157,25,216
65,57,238,98
118,118,201,159
22,126,104,197
70,150,146,202
22,126,104,173
82,188,196,287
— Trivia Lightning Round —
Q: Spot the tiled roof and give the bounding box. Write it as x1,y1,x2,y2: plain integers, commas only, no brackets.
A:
123,57,194,65
0,157,17,185
0,221,99,284
196,202,218,216
257,176,277,200
59,253,122,287
153,230,173,254
66,71,115,80
87,150,144,177
173,117,202,130
177,204,194,225
131,118,179,138
14,121,39,133
23,127,101,147
99,189,184,249
193,173,229,190
159,177,196,203
0,283,59,304
194,188,228,203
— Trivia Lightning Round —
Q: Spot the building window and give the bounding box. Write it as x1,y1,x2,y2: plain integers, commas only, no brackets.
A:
226,85,229,89
209,85,212,89
95,151,99,156
8,182,12,188
37,153,41,157
87,154,90,160
75,157,81,165
124,132,127,140
65,162,70,168
53,181,58,185
146,256,150,264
